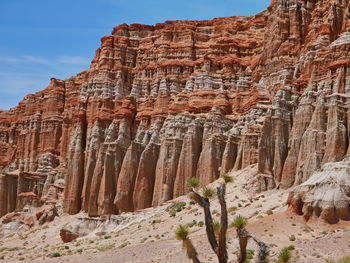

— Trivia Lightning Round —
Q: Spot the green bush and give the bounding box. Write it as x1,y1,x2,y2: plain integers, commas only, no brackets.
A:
221,174,233,183
287,245,295,251
230,215,248,229
167,202,186,216
187,220,197,228
187,177,199,188
175,225,189,241
277,247,291,263
202,186,215,198
51,252,61,258
246,249,255,260
197,221,204,227
266,209,273,215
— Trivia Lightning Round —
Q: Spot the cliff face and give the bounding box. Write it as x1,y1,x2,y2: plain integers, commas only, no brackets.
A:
1,0,350,219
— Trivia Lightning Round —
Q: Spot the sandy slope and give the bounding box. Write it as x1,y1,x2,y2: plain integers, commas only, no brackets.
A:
1,165,350,263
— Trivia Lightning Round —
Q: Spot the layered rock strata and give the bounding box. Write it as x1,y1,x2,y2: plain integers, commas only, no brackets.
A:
288,159,350,224
1,0,350,221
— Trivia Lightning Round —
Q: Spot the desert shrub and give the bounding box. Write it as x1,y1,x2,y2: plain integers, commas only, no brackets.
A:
266,209,273,215
228,206,237,213
175,225,189,241
326,256,350,263
289,235,296,241
246,249,255,260
51,252,61,258
187,220,197,228
221,174,233,183
118,242,128,248
167,202,186,216
277,247,291,263
187,177,199,188
287,245,295,251
230,215,248,229
202,186,215,198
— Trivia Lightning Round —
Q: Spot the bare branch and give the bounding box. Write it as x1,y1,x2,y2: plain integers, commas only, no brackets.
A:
183,238,201,263
190,190,218,254
217,184,228,263
248,234,269,263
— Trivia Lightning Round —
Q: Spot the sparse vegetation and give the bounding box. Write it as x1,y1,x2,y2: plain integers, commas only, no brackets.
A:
277,247,291,263
187,177,199,188
175,225,200,263
326,256,350,263
197,221,204,227
187,220,197,228
230,215,247,229
175,225,189,241
289,235,296,241
228,206,237,213
118,242,129,248
246,249,255,260
202,186,215,198
221,174,233,183
167,201,187,216
51,252,61,258
266,209,273,215
97,244,115,252
287,245,295,251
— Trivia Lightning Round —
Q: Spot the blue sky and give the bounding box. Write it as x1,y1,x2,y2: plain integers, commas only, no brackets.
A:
0,0,270,110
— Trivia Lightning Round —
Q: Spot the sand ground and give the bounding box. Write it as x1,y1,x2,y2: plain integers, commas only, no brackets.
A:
1,165,350,263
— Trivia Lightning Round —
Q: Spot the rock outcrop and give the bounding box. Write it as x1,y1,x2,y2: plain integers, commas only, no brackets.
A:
1,0,350,221
288,160,350,224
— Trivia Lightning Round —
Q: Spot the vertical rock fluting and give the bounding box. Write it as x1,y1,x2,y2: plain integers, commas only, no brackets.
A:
2,0,350,217
173,119,203,197
63,121,86,214
114,142,144,212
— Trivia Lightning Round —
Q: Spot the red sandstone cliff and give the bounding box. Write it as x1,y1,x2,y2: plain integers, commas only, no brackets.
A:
1,0,350,222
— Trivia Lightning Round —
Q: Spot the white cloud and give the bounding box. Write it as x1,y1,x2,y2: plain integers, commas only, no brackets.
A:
22,55,48,64
0,72,49,96
59,55,90,65
0,55,48,64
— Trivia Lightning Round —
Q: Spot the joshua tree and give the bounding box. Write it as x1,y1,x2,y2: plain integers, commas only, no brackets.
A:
187,177,200,189
202,186,216,198
189,183,228,263
175,225,200,263
231,215,268,263
231,215,249,263
177,181,268,263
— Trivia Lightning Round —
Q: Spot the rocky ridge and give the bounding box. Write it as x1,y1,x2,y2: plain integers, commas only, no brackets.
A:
0,0,350,223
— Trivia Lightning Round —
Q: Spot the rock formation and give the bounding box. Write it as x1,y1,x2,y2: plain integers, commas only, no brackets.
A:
1,0,350,223
288,159,350,224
